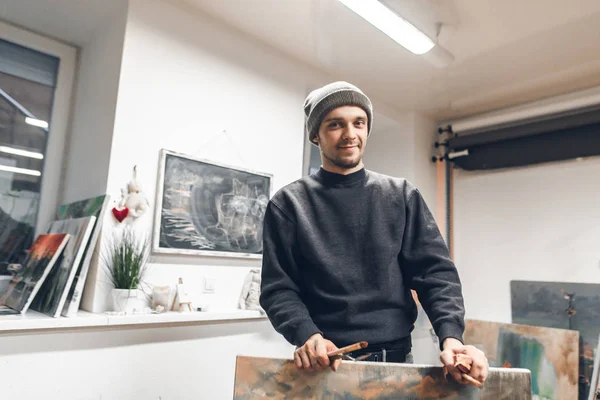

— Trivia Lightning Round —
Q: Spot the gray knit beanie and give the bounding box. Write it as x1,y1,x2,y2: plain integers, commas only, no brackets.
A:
304,81,373,145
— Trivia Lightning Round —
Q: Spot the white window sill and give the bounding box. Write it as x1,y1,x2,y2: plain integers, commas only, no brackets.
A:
0,309,266,332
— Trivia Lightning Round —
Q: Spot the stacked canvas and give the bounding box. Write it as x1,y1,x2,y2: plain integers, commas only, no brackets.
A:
0,194,110,318
54,195,110,317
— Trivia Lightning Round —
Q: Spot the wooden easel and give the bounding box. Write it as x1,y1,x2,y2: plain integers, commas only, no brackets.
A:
171,277,193,312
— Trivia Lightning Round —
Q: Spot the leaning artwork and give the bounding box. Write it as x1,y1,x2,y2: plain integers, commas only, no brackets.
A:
233,355,532,399
30,216,96,318
464,319,579,400
56,194,110,317
511,280,600,399
153,149,271,258
0,234,70,314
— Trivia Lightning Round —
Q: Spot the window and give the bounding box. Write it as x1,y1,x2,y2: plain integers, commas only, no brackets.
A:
0,22,76,271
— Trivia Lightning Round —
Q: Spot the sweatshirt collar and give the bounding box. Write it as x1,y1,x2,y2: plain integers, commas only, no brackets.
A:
314,167,366,187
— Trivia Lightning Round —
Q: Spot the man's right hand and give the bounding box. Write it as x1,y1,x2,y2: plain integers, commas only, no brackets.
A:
294,333,342,372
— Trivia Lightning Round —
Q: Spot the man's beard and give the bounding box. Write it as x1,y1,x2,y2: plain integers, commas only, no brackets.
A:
323,149,361,169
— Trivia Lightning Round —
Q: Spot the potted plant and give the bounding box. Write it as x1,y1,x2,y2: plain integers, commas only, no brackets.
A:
102,227,150,314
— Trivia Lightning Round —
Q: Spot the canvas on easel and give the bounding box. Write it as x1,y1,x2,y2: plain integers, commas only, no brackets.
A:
0,234,70,314
171,278,192,312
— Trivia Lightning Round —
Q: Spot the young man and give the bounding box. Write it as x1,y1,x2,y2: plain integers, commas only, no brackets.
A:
259,81,488,386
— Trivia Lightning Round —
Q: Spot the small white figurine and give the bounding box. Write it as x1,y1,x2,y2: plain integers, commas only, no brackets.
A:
238,268,264,313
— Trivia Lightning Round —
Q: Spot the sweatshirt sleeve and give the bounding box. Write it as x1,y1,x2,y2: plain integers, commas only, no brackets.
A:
400,188,465,349
259,201,322,347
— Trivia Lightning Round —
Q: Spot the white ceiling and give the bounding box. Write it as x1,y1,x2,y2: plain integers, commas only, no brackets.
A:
0,0,126,46
2,0,600,121
180,0,600,121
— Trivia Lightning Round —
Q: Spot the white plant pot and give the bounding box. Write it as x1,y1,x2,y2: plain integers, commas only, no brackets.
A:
111,288,147,314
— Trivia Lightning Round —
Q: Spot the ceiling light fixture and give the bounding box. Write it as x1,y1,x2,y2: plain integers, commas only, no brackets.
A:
338,0,435,55
0,146,44,160
0,165,41,177
0,88,49,132
25,117,49,129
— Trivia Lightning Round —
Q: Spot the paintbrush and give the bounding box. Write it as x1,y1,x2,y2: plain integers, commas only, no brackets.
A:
327,341,369,359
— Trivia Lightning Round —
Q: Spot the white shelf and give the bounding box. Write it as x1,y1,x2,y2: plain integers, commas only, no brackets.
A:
0,309,266,333
105,310,266,327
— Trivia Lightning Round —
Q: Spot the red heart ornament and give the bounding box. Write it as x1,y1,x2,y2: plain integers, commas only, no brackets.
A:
112,207,129,223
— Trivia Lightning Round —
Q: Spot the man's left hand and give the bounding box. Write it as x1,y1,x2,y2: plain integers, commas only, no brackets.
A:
440,337,488,387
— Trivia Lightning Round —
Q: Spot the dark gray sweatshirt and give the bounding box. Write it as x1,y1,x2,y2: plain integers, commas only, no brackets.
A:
259,167,465,350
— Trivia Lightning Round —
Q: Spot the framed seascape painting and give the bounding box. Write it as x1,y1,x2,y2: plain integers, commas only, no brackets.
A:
153,149,272,259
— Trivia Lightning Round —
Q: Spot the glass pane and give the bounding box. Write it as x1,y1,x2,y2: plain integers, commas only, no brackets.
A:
0,39,59,271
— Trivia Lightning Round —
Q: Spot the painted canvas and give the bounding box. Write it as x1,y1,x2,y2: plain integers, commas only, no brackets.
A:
56,194,110,317
511,280,600,399
464,319,579,399
153,149,272,258
0,234,69,314
233,355,532,399
30,216,96,317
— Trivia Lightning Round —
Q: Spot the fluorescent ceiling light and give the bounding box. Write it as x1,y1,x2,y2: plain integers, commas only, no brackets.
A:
0,146,44,160
0,165,41,177
25,117,49,129
338,0,435,55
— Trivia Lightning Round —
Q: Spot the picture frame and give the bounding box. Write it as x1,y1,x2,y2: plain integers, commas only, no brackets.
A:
153,149,272,259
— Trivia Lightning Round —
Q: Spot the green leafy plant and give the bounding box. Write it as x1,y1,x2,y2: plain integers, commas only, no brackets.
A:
102,227,150,290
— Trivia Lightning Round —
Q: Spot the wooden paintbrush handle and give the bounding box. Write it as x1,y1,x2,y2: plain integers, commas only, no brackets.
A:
327,341,368,357
462,373,484,388
454,354,484,388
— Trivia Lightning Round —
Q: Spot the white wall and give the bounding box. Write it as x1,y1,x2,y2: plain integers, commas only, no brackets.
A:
364,111,438,211
412,113,438,209
454,156,600,324
62,3,128,204
363,112,414,179
0,320,292,400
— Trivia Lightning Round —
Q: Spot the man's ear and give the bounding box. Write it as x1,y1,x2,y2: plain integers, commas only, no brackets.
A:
311,134,319,146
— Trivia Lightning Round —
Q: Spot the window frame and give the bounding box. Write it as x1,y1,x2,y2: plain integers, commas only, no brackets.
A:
0,21,77,236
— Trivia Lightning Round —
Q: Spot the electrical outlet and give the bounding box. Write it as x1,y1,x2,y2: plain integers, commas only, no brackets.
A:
203,278,216,294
